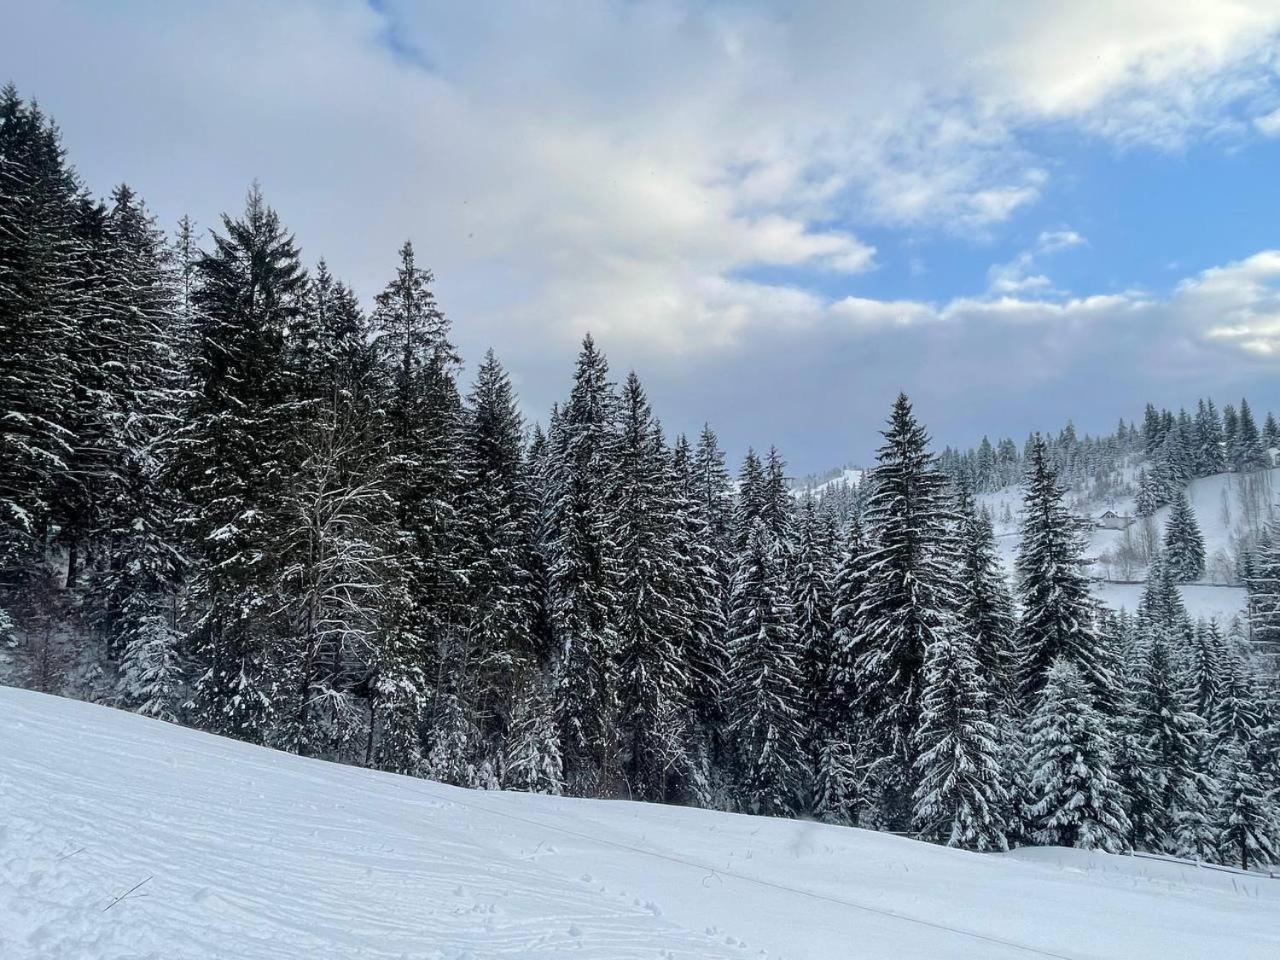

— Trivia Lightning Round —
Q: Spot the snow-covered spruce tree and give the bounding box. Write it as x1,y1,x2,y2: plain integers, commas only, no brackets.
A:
726,518,804,816
1025,658,1131,852
1212,637,1261,749
502,674,564,795
88,187,188,714
1138,552,1191,641
0,86,83,579
669,432,728,792
1187,619,1226,728
693,424,735,615
1133,629,1214,853
456,350,539,768
1214,738,1278,871
543,334,622,797
818,514,872,823
1162,490,1206,583
761,446,794,548
1247,521,1280,645
1134,468,1160,518
1194,399,1226,477
733,448,765,554
1233,398,1266,471
954,486,1018,716
854,394,959,828
1016,435,1111,706
172,185,305,742
369,240,465,772
792,497,838,799
911,630,1009,851
614,373,691,802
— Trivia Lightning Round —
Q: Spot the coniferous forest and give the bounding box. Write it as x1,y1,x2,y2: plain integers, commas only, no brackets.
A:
6,85,1280,871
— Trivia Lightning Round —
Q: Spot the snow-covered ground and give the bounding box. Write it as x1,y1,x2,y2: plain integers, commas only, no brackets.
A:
2,686,1277,959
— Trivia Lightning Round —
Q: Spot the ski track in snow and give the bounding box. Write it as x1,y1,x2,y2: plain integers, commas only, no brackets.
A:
2,686,1278,959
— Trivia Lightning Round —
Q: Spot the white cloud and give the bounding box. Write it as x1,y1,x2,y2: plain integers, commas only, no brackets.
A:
1253,106,1280,137
5,0,1280,383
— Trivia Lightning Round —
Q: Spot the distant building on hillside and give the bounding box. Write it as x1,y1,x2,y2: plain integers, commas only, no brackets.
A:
1094,509,1132,530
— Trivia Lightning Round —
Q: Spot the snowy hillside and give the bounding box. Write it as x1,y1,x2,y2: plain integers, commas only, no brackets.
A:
2,687,1277,960
977,468,1280,623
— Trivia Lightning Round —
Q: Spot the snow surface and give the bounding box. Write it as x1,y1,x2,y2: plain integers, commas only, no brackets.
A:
2,686,1278,959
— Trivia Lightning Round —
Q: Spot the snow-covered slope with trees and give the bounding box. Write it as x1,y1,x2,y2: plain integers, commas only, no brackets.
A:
2,685,1277,960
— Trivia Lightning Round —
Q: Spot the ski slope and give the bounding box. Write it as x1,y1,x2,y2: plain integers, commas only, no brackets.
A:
2,686,1277,959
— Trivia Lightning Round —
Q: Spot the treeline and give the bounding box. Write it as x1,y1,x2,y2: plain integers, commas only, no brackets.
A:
3,86,1279,868
940,397,1278,504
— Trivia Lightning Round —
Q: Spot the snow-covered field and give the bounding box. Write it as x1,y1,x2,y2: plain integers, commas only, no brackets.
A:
2,686,1277,959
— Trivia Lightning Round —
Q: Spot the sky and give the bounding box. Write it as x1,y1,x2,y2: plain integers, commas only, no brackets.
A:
7,1,1280,473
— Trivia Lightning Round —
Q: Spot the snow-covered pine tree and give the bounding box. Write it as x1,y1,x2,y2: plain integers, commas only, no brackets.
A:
89,186,187,714
819,514,871,823
502,675,565,795
692,424,734,616
1264,411,1280,452
614,373,691,802
369,239,465,771
792,497,838,801
0,87,86,587
1212,637,1262,749
911,630,1009,851
669,433,728,784
1016,435,1111,706
1163,489,1206,583
954,486,1018,715
1025,658,1131,852
854,393,958,827
1134,468,1160,518
1214,738,1278,871
761,446,794,547
726,518,804,816
1194,399,1226,476
1134,629,1214,853
173,185,305,742
1187,619,1226,727
456,350,539,767
1234,398,1266,471
1247,521,1280,645
543,334,622,796
733,448,765,555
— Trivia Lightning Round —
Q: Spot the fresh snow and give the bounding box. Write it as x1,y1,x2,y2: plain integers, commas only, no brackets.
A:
3,686,1277,959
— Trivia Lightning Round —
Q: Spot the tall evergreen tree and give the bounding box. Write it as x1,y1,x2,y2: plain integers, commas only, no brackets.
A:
954,487,1017,714
911,630,1009,850
726,519,804,816
1025,659,1131,852
369,239,464,771
544,335,621,796
1214,738,1278,871
614,373,690,801
1162,490,1206,583
1134,630,1213,853
173,185,305,742
457,350,538,763
854,394,958,827
1016,436,1109,704
0,87,83,579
